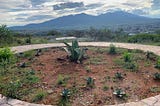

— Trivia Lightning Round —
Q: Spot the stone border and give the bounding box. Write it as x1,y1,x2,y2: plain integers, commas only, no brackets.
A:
0,42,159,106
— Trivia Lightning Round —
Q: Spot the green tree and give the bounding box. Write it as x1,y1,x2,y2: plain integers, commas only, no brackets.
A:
0,25,13,47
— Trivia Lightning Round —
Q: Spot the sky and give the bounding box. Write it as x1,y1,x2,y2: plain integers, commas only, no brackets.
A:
0,0,160,26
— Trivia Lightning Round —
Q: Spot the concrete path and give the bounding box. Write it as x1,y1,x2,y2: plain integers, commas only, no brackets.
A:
0,42,159,106
11,42,160,55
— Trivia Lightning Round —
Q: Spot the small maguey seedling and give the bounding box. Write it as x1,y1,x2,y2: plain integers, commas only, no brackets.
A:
113,89,126,99
115,72,123,79
86,77,95,88
59,89,71,106
153,72,160,80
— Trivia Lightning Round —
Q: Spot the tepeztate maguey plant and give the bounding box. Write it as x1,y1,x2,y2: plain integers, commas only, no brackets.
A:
64,40,85,63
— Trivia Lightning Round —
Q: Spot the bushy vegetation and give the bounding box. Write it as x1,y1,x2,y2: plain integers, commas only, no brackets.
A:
155,58,160,69
108,44,117,54
0,47,13,62
0,47,14,74
0,80,22,99
0,25,13,46
123,52,132,62
64,40,85,63
128,34,160,44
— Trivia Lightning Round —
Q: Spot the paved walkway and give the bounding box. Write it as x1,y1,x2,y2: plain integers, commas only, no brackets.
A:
0,42,159,106
11,42,160,55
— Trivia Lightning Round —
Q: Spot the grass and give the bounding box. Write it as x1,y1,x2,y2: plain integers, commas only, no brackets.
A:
57,74,70,86
0,55,41,99
102,85,109,91
32,91,47,102
86,55,107,65
150,87,160,93
84,66,92,73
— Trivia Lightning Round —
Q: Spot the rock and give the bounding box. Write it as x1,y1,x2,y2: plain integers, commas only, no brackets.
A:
0,95,7,105
47,89,54,94
19,62,26,68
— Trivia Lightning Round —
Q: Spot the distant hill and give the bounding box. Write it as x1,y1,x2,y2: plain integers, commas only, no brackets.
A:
10,11,160,30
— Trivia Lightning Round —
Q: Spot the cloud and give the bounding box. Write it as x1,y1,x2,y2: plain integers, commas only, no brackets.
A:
30,0,51,6
25,15,54,21
53,2,84,10
152,0,160,9
0,0,159,26
131,9,149,15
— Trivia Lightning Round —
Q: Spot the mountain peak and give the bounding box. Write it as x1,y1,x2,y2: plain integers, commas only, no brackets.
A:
10,11,159,30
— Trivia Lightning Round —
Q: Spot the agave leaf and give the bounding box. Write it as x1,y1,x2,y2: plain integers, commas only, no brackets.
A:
72,40,79,49
63,47,71,55
64,42,72,51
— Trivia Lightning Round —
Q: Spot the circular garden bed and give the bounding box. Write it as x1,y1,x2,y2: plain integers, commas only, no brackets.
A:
0,42,160,106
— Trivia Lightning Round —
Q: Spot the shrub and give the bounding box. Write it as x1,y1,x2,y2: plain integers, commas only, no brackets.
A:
146,51,157,60
123,52,132,62
0,47,13,62
57,75,65,85
124,62,138,71
153,73,160,80
0,47,14,74
128,34,160,43
64,40,85,63
155,58,160,69
108,44,117,54
25,35,31,44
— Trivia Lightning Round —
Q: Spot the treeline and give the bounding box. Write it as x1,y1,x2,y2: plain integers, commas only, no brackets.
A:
1,24,160,47
128,34,160,43
0,25,48,47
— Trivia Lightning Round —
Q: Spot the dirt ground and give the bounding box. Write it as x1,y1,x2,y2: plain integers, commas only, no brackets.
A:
22,47,160,106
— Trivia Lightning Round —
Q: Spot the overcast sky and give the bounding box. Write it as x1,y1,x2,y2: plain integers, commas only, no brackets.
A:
0,0,160,26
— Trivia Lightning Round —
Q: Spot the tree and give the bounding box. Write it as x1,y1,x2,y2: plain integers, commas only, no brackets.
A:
47,30,61,36
88,27,99,41
0,25,13,46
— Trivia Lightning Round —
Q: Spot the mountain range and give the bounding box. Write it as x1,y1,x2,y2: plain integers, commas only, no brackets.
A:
10,11,160,30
